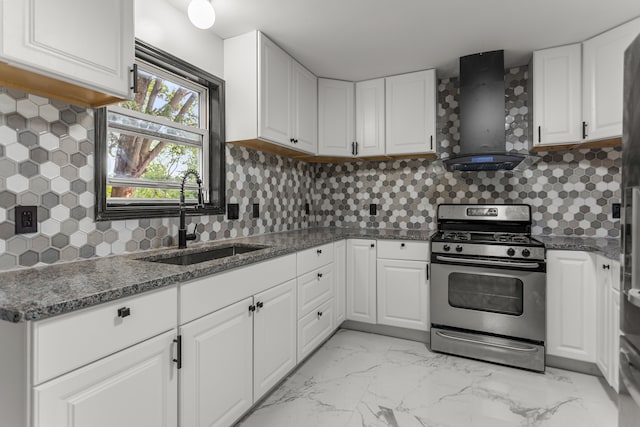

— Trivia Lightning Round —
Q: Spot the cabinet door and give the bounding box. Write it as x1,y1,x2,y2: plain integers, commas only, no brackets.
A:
259,34,291,145
253,279,297,402
180,298,253,427
318,78,355,156
346,239,377,324
596,256,612,379
33,331,177,427
1,0,133,98
546,251,597,362
612,287,621,392
583,17,640,141
334,240,347,326
385,69,436,155
291,61,317,154
377,259,429,331
356,78,385,156
532,44,582,146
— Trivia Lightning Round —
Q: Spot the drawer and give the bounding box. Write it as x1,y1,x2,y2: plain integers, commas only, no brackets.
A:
297,298,334,361
377,240,429,261
297,264,334,318
180,254,296,324
33,286,177,385
297,243,334,275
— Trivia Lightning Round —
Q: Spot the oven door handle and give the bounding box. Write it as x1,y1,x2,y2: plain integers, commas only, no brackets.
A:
435,255,540,269
435,331,539,352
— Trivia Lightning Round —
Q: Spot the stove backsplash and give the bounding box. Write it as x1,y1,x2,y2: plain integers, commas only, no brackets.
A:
314,65,621,238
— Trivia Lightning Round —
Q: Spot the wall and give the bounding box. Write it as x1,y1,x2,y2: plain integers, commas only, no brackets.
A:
314,66,622,238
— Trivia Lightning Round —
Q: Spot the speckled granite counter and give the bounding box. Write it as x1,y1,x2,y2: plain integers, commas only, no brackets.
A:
535,235,620,261
0,227,432,323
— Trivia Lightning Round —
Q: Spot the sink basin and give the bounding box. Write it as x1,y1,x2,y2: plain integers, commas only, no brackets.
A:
145,245,268,266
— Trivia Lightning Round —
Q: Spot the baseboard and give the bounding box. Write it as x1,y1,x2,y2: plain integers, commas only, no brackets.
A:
340,320,430,343
545,354,603,377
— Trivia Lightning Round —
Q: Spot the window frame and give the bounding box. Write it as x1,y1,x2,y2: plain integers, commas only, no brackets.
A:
95,39,225,221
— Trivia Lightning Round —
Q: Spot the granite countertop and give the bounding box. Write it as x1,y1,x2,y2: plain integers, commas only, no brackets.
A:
0,227,432,323
535,235,620,261
0,226,620,323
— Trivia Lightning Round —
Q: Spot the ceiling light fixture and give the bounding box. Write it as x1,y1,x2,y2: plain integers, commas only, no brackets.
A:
188,0,216,30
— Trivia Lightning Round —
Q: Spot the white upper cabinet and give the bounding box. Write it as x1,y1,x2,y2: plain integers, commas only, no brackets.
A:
291,61,318,153
385,69,436,155
532,44,582,146
0,0,134,106
225,31,317,155
318,78,355,157
259,35,292,145
355,78,386,156
582,17,640,142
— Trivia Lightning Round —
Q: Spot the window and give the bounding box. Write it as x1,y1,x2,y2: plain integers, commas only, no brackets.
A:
95,40,225,220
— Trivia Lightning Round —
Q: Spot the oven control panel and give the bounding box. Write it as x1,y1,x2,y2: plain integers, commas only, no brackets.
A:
431,242,545,260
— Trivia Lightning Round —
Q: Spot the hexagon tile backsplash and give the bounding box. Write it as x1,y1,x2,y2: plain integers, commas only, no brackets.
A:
0,65,622,271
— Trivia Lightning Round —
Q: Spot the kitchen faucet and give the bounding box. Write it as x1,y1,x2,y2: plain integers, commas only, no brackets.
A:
178,169,204,249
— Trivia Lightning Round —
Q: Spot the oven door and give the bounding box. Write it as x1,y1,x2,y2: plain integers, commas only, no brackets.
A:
430,257,546,342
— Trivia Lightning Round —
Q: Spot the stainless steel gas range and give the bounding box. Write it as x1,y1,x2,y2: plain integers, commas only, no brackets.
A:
429,204,546,372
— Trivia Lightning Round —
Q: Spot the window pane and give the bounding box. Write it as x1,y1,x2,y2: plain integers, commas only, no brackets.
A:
107,186,199,202
106,130,201,199
120,66,202,128
108,111,203,145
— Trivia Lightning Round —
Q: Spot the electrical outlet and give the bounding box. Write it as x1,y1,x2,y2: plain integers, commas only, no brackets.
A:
305,203,310,215
15,205,37,234
252,203,260,218
227,203,239,220
369,204,377,215
612,203,621,219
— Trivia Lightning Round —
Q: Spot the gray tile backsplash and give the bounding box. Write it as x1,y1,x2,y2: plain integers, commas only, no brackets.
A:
0,65,621,270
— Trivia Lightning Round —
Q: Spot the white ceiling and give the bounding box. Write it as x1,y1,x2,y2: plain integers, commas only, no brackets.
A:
168,0,640,80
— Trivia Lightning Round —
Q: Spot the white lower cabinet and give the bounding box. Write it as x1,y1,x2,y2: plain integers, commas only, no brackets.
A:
180,279,297,426
334,240,347,325
595,255,622,391
34,330,177,427
180,297,253,427
346,239,377,324
546,250,597,362
377,259,429,330
298,298,335,360
253,280,298,401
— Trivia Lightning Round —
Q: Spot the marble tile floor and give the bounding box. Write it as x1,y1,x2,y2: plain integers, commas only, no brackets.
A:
238,329,617,427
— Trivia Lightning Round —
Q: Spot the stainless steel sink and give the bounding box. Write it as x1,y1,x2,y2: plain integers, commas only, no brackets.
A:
144,244,268,266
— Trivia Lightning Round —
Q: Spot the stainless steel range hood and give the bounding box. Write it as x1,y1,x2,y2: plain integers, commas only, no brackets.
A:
443,50,527,172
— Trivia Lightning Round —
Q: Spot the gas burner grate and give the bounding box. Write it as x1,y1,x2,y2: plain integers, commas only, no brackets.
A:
493,233,530,244
443,232,471,241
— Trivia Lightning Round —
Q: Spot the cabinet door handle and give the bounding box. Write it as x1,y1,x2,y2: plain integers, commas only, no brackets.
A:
317,249,322,255
117,307,131,318
401,243,406,248
603,264,611,270
173,335,182,370
355,141,359,156
370,243,375,248
582,121,588,139
317,272,323,279
538,125,541,143
351,141,355,156
426,263,429,280
317,311,323,317
430,135,433,150
256,301,264,309
248,304,256,313
130,64,138,94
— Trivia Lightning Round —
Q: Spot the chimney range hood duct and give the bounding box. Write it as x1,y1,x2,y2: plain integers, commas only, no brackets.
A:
443,50,526,171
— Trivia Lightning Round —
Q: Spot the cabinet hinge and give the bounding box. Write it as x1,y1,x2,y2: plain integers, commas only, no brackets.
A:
173,335,182,370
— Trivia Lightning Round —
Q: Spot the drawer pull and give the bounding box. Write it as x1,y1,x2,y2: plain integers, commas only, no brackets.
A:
370,243,375,248
117,307,131,318
317,273,323,279
317,249,322,255
317,311,323,317
401,243,405,248
603,264,611,270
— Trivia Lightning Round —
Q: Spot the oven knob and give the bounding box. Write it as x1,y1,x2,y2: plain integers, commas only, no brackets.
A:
507,248,515,257
443,244,451,252
522,249,531,258
455,245,463,253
